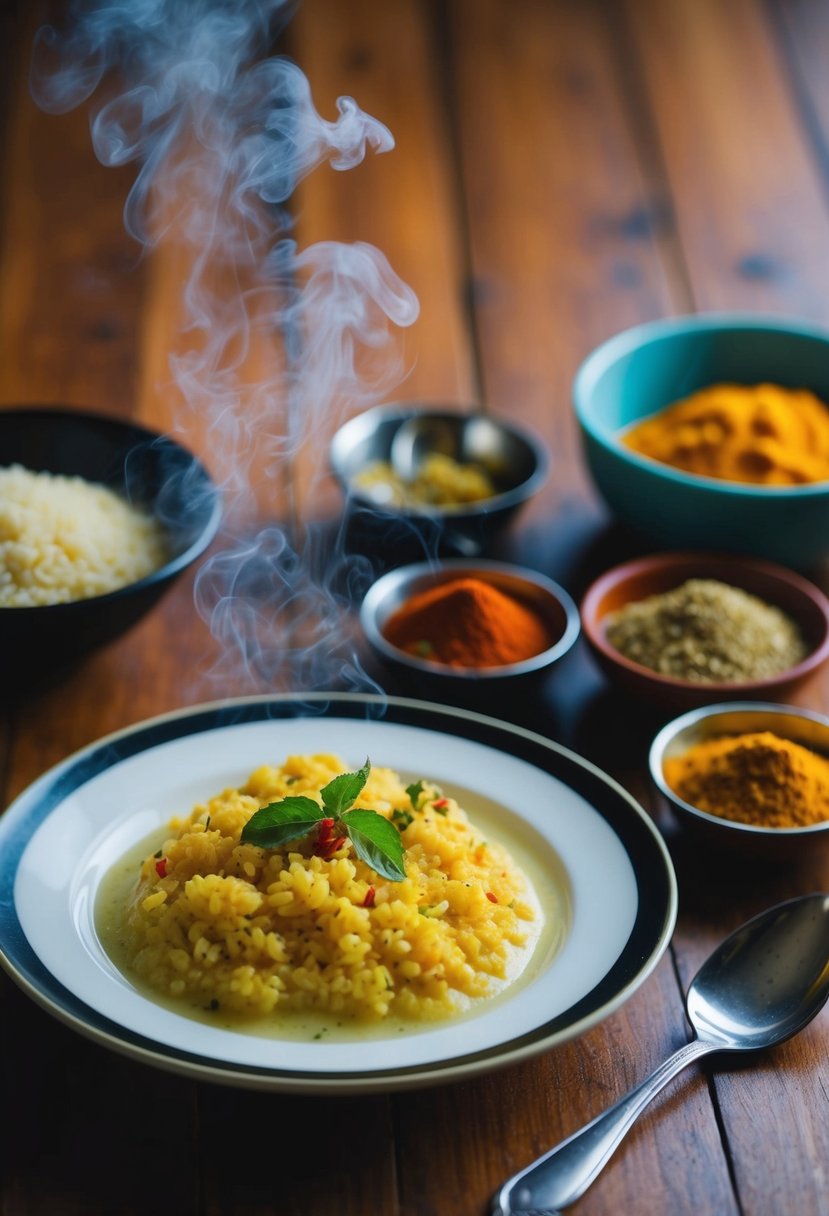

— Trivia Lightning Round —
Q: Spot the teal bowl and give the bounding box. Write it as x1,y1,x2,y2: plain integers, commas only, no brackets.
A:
573,314,829,569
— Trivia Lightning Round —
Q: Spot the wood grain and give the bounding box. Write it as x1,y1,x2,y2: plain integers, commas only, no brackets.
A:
623,3,829,1212
1,1,829,1214
627,0,829,319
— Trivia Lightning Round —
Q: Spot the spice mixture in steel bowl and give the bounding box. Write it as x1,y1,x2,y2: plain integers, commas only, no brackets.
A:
649,701,829,856
330,403,549,559
360,560,580,702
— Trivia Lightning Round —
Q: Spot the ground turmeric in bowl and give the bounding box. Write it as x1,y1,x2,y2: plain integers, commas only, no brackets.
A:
623,383,829,485
663,730,829,828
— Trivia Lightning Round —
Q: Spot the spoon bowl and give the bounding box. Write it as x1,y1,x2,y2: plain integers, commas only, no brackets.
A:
493,893,829,1215
389,412,509,481
686,894,829,1051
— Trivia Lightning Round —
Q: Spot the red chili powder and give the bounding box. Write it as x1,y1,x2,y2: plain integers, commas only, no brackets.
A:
382,576,557,668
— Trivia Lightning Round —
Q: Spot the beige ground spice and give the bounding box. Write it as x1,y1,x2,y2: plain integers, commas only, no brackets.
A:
605,578,806,682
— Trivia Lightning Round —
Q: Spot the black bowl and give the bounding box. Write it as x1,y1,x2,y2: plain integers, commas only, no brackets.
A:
0,406,222,691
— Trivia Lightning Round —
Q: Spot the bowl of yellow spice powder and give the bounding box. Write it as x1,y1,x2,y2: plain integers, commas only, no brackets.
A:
573,313,829,567
649,702,829,856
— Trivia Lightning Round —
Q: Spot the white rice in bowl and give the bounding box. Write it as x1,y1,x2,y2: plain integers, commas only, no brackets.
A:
0,463,168,606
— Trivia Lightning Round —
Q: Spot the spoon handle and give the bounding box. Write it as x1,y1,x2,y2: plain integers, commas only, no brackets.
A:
492,1037,717,1215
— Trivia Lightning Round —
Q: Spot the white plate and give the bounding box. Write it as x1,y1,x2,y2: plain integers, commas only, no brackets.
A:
0,693,677,1093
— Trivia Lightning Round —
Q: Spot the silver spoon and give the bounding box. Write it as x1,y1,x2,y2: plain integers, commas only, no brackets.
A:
389,415,459,482
492,892,829,1216
389,413,507,483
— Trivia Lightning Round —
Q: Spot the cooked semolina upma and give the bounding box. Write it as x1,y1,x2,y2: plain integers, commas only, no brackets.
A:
0,463,167,606
104,754,541,1024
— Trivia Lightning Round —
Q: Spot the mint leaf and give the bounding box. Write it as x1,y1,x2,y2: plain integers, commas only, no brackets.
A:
341,809,406,882
405,779,425,810
321,757,371,818
240,796,326,848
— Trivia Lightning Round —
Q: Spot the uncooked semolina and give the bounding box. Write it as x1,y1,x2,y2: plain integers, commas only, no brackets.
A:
0,463,167,606
118,754,538,1022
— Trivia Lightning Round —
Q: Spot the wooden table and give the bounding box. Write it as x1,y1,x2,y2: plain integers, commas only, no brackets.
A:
2,1,828,1213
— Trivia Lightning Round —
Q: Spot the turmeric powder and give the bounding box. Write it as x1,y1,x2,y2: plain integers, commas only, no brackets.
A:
663,730,829,828
623,383,829,485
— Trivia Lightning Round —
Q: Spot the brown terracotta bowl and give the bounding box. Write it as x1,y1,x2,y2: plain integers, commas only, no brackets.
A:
580,552,829,711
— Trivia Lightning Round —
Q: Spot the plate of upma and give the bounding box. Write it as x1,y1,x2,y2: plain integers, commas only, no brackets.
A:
0,694,676,1093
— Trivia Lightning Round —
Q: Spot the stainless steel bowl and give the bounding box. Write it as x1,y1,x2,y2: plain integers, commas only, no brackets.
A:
360,559,580,700
330,403,548,558
649,701,829,856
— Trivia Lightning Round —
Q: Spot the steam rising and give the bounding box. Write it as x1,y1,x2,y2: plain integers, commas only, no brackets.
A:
32,0,419,691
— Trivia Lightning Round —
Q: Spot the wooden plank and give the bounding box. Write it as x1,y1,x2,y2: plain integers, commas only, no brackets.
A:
198,1089,398,1216
624,3,829,1213
774,0,829,169
288,0,478,412
627,0,829,321
395,958,737,1216
446,0,683,582
390,2,736,1214
0,13,207,1216
0,976,199,1216
0,23,147,412
285,0,479,535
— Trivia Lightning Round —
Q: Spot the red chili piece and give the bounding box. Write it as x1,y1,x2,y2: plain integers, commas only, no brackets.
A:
432,798,449,809
315,819,347,859
486,891,498,903
363,886,376,908
155,858,168,878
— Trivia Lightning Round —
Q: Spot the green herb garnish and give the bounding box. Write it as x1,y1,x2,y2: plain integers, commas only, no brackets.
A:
241,758,406,882
405,779,425,809
392,808,414,832
415,640,433,657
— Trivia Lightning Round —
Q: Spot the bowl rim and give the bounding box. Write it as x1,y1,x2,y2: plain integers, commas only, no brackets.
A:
580,550,829,694
648,699,829,839
572,311,829,499
360,557,581,679
329,400,550,519
0,404,223,612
